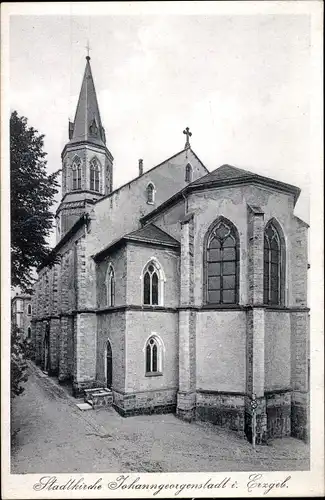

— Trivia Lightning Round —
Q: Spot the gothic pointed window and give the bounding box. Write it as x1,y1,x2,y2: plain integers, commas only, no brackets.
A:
147,183,155,204
264,220,285,305
72,156,82,190
106,265,115,307
143,260,164,306
90,157,100,192
204,218,239,304
185,163,193,182
145,336,162,374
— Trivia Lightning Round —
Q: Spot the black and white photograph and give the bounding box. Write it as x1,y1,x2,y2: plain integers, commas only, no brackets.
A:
1,1,323,498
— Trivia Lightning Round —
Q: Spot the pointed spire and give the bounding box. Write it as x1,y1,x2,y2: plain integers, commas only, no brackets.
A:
69,56,106,147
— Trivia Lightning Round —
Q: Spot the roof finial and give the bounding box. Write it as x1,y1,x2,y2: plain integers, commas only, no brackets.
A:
85,40,91,61
183,127,192,149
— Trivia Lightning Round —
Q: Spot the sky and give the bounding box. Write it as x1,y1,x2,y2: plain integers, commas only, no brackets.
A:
9,12,312,247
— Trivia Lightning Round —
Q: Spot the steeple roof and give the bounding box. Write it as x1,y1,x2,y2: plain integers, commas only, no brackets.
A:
68,57,106,147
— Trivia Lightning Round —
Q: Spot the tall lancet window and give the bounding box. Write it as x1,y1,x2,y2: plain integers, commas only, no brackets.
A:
204,217,239,305
264,220,285,305
90,157,100,192
142,260,165,306
106,265,115,307
72,156,82,190
185,163,193,182
145,336,163,374
147,183,155,204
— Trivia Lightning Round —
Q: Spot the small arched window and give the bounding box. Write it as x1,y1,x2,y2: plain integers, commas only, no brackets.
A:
145,336,163,374
185,163,193,182
106,265,115,307
72,156,82,190
90,157,100,192
27,304,32,315
264,220,285,305
27,327,31,338
147,183,155,204
204,217,240,304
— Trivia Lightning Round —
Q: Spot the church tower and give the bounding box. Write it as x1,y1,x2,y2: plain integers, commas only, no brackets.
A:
56,55,113,241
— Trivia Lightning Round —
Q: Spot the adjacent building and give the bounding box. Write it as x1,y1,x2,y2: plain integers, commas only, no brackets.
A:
11,294,32,339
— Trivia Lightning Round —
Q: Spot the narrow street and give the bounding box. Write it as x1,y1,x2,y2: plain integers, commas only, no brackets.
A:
11,363,309,474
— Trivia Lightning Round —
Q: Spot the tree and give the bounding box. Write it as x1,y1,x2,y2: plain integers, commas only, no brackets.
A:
10,111,60,400
10,111,60,293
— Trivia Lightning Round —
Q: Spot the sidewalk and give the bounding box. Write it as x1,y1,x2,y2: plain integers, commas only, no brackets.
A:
11,363,310,474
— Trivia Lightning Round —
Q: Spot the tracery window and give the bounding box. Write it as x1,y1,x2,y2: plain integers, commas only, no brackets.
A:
145,336,162,374
72,156,82,190
264,220,285,305
106,265,115,307
185,163,193,182
90,157,100,192
204,218,239,304
143,263,159,305
147,183,155,204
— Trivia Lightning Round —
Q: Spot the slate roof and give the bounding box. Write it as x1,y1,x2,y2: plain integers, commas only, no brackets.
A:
191,164,280,185
125,224,180,246
68,57,106,148
141,163,301,224
93,224,180,262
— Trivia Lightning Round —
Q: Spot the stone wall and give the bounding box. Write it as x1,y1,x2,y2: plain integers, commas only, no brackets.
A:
88,149,207,258
196,310,246,392
196,392,245,433
264,311,291,391
188,185,297,306
291,311,309,441
266,391,291,439
113,388,177,417
97,246,127,308
125,310,178,394
96,311,126,391
126,243,180,307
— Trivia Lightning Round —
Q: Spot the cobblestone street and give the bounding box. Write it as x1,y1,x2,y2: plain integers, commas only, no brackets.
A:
11,364,309,474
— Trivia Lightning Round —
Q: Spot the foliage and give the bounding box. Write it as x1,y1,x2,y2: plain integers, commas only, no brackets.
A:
10,111,60,293
11,326,29,398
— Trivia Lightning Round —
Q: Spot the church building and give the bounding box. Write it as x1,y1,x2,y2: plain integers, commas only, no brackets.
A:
31,55,310,444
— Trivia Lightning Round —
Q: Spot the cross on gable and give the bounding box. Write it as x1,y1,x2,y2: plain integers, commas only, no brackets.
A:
183,127,192,149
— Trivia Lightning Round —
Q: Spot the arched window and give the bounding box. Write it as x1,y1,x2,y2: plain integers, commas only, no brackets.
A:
27,304,32,315
72,156,82,190
264,220,285,305
142,259,165,306
106,265,115,307
145,336,163,374
147,183,155,204
204,217,239,304
185,163,193,182
90,157,100,192
27,327,31,338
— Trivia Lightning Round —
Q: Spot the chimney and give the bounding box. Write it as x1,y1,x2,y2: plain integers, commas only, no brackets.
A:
138,159,143,176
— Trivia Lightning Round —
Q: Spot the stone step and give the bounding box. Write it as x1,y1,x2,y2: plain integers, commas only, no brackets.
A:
76,402,93,411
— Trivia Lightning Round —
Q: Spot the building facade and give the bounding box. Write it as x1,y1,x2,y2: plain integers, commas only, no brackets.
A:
11,294,32,339
31,56,310,443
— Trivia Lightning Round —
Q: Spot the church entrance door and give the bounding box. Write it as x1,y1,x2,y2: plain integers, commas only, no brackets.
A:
106,340,112,389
